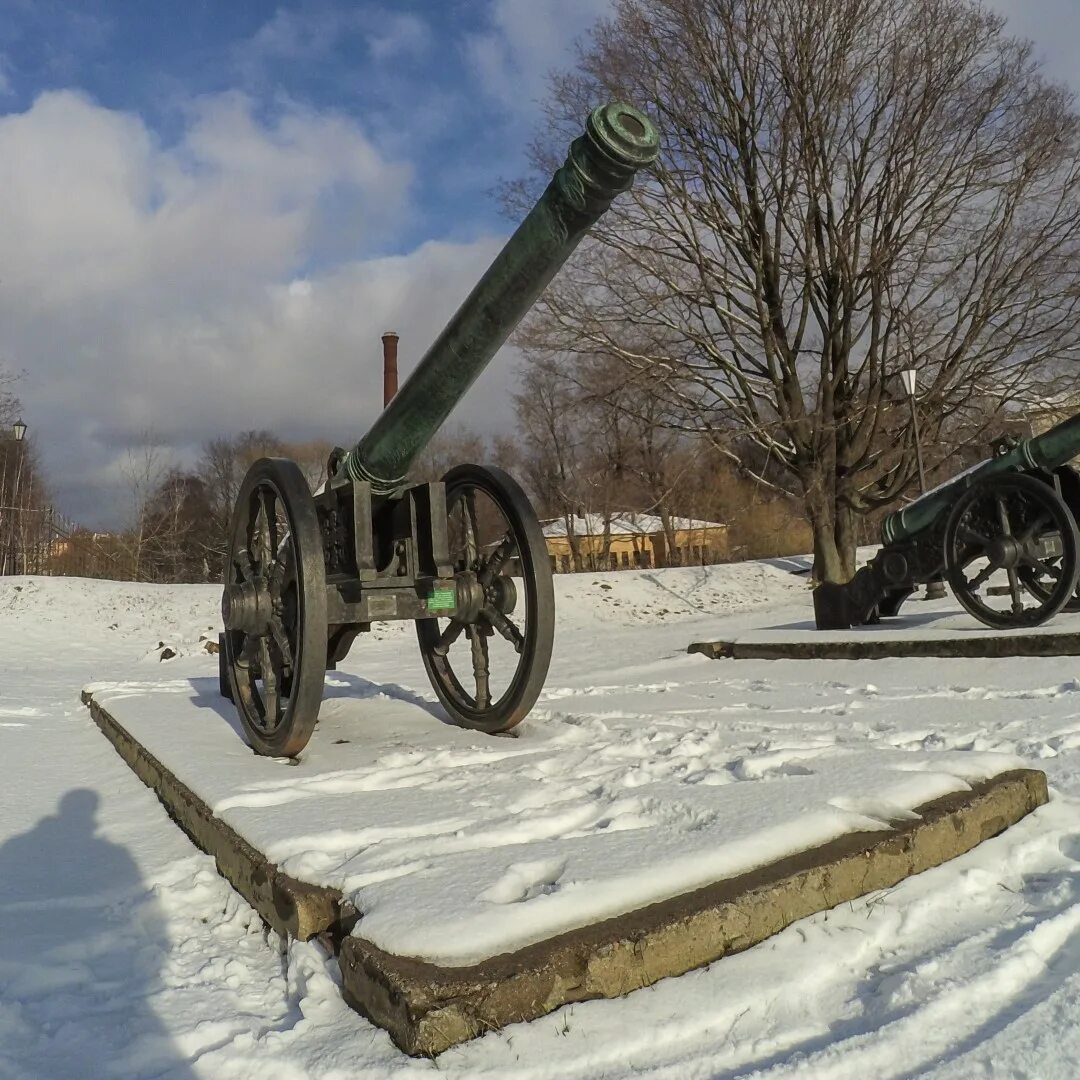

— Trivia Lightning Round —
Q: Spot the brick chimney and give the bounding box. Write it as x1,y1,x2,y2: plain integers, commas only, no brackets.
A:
381,331,399,407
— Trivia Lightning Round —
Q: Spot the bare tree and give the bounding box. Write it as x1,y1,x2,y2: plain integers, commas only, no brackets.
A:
575,353,691,561
0,368,16,432
410,424,490,484
289,438,337,494
138,469,215,582
0,370,48,576
197,430,285,571
513,357,608,570
515,345,703,565
514,0,1080,581
118,431,174,581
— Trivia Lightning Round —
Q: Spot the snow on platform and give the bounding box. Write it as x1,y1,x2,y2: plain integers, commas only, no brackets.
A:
83,669,1046,1052
7,569,1080,1075
82,677,1033,968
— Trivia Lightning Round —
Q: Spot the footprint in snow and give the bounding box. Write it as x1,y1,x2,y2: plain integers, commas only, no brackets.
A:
481,858,568,904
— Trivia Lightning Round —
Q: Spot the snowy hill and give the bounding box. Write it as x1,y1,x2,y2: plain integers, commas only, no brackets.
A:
2,560,1079,1078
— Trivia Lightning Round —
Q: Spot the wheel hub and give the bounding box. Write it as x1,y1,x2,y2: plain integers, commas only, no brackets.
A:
486,574,517,615
987,535,1020,569
453,571,487,622
221,580,273,634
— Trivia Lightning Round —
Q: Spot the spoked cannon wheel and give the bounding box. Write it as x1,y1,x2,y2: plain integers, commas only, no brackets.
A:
221,458,327,757
416,464,554,733
1018,556,1080,613
944,473,1080,630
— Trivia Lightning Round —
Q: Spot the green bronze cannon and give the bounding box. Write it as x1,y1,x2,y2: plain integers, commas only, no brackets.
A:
814,414,1080,631
218,103,660,756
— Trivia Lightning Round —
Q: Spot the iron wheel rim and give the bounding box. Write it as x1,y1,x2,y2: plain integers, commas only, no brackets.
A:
223,458,327,756
944,473,1080,630
416,464,554,733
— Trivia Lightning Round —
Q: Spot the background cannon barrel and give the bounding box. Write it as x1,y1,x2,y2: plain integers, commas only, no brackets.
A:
882,413,1080,544
337,102,660,495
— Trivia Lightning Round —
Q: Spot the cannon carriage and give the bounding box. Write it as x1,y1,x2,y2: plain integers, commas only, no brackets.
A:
814,414,1080,632
218,103,660,756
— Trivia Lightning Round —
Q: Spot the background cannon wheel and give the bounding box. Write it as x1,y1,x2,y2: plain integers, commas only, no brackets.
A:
944,472,1079,630
1018,556,1080,613
416,464,554,733
221,458,327,757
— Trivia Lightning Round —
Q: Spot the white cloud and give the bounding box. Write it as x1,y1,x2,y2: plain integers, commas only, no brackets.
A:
985,1,1080,90
365,12,432,62
236,5,358,74
0,91,519,526
464,0,613,110
236,5,432,78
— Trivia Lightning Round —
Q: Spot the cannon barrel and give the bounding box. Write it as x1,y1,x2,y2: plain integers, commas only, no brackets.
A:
337,102,660,495
882,413,1080,544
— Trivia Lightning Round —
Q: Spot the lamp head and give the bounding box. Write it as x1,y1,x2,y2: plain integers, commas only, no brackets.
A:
12,419,26,442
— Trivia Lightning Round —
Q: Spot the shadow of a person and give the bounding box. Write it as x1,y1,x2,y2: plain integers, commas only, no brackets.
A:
0,789,197,1078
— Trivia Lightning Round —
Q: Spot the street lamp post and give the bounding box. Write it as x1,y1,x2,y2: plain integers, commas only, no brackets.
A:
2,421,27,576
899,372,947,601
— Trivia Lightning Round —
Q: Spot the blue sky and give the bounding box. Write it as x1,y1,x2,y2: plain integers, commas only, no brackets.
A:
0,0,610,525
0,0,1075,527
0,0,605,254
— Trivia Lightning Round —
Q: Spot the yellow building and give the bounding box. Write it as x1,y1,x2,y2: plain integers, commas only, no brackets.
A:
542,513,728,572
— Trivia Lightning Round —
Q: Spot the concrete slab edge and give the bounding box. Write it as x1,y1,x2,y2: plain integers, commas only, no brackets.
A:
339,769,1048,1056
687,633,1080,660
82,691,343,941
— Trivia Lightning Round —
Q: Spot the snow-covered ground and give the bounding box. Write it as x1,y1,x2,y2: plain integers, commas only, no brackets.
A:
3,563,1080,1078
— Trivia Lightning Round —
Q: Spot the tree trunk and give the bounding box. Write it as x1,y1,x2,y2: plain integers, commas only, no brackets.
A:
658,506,678,570
564,514,584,573
809,498,859,584
834,503,859,582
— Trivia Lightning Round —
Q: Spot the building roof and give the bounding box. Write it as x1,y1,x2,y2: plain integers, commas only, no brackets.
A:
541,513,726,538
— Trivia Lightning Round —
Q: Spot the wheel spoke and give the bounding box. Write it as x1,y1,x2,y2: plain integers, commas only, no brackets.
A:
463,490,481,569
1018,513,1052,545
485,607,525,654
480,532,517,582
268,541,294,597
233,547,258,583
258,636,279,728
1019,553,1062,579
957,525,992,549
246,488,264,561
269,616,294,671
237,633,257,670
1006,567,1024,616
433,619,465,657
965,561,999,592
468,624,490,709
995,493,1014,539
258,489,277,571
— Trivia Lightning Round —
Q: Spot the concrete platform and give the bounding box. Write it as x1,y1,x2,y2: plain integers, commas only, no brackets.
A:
688,631,1080,660
688,603,1080,660
82,687,1049,1056
82,690,349,941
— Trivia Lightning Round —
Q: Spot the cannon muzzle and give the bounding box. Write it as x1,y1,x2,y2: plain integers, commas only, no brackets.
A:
337,102,660,494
